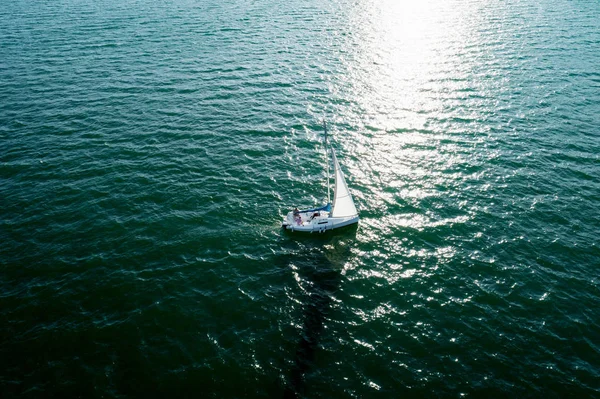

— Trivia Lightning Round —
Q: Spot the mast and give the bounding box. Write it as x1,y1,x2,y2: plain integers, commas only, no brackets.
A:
323,120,331,204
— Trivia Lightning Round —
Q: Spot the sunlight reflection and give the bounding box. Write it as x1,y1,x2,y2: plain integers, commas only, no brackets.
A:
335,0,486,241
342,0,474,129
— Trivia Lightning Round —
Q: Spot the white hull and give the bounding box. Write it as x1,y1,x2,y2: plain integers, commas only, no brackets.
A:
282,209,359,233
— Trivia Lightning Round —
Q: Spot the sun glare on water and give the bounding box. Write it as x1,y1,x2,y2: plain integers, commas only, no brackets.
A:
335,0,491,276
341,0,479,130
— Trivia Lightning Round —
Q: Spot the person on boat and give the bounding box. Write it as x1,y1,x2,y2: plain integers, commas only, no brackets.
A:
292,208,302,225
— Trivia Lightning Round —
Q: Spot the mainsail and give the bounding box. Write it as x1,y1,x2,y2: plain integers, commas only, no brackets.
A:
331,149,358,218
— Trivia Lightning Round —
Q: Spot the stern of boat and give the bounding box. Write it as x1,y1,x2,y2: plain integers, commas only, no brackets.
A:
282,211,293,228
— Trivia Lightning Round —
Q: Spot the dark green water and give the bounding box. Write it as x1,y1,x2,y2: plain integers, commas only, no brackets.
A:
1,0,599,397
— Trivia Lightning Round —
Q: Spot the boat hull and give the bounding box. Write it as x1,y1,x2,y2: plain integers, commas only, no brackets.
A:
282,212,359,233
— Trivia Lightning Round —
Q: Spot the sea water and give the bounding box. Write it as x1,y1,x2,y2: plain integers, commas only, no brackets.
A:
1,0,599,397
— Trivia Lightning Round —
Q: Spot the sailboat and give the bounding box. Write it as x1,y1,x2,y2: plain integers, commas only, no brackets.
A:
282,122,359,233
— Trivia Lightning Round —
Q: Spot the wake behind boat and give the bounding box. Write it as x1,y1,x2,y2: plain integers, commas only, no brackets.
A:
282,122,359,233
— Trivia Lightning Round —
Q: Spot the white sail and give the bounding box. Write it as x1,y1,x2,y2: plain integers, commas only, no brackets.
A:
331,149,358,218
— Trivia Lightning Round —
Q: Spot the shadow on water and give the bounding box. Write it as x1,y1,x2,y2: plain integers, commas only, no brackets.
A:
278,225,357,399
